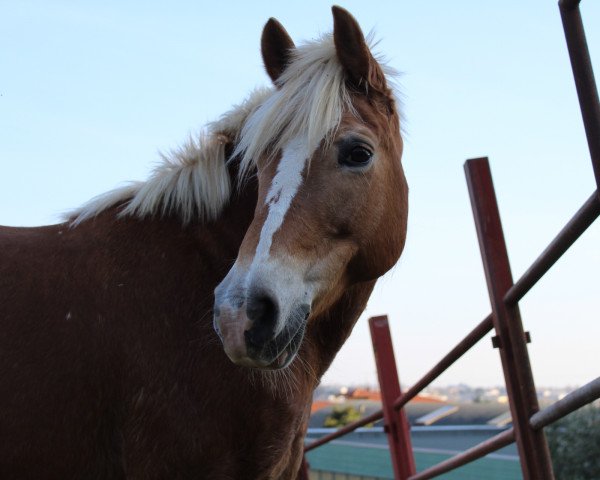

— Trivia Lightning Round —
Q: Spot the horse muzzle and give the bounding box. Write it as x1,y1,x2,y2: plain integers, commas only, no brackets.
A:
213,285,310,369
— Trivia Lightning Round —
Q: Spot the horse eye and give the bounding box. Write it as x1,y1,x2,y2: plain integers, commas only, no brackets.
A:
341,146,373,168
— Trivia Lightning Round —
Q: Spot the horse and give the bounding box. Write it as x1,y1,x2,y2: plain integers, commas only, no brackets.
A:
0,6,408,479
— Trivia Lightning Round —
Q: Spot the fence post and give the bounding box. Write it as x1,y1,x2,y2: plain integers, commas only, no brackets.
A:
369,315,416,480
465,158,554,479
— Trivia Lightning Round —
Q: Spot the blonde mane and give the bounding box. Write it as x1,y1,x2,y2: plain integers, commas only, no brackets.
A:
70,33,394,226
234,34,354,177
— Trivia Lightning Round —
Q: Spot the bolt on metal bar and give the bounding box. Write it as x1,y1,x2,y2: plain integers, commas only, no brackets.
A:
531,376,600,430
465,158,554,479
408,428,515,480
504,190,600,305
559,0,600,188
393,314,494,411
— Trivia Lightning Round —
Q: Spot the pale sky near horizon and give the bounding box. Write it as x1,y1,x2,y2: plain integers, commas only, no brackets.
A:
1,1,599,389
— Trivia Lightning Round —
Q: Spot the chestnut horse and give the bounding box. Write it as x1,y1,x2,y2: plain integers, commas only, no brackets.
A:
0,7,408,479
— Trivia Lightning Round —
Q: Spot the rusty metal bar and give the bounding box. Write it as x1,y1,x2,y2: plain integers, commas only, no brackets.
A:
408,428,515,480
559,0,600,187
504,190,600,305
558,0,580,10
304,409,384,452
531,376,600,430
370,316,416,479
393,314,494,411
392,373,600,480
465,158,554,479
305,314,494,453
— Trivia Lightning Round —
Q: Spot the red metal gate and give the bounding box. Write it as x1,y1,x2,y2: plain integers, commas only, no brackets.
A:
302,1,600,478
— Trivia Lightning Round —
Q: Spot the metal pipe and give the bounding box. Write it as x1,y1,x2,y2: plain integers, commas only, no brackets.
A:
307,425,510,434
531,376,600,430
370,316,416,479
303,409,384,452
408,428,515,480
504,190,600,305
465,158,554,479
305,315,495,452
393,315,494,411
304,313,503,470
558,0,581,11
559,0,600,187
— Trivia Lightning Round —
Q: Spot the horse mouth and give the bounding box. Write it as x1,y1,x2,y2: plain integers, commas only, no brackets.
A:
214,300,309,370
265,321,306,370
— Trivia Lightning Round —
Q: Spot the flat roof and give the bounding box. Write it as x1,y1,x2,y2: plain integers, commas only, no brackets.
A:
306,441,522,480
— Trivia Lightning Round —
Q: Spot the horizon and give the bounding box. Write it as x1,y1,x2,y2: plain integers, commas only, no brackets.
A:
316,381,584,389
1,1,599,389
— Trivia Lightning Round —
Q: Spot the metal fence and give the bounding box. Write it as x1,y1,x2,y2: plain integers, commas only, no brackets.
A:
302,1,600,478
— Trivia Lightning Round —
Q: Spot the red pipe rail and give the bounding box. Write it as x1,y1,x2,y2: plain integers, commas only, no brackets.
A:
408,376,600,480
503,190,600,306
302,1,599,478
392,315,494,412
465,158,554,479
408,429,516,480
370,316,416,479
559,0,600,187
530,376,600,431
303,314,494,453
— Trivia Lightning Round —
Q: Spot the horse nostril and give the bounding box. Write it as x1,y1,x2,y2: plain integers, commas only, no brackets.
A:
245,294,278,350
247,294,277,326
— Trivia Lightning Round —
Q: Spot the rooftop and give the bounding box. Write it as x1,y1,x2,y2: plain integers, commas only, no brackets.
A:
306,440,521,480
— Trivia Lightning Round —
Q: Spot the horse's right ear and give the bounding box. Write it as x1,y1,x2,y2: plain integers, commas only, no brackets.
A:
332,6,387,94
261,18,295,84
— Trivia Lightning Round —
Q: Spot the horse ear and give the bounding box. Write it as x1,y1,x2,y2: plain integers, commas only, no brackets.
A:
332,6,385,92
261,18,295,84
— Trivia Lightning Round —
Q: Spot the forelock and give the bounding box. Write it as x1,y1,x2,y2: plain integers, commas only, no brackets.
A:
234,34,353,177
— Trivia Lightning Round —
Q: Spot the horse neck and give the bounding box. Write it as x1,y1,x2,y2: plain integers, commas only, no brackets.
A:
301,280,376,381
67,160,258,316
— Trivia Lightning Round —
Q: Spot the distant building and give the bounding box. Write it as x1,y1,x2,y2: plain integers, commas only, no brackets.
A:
309,398,512,429
306,391,519,479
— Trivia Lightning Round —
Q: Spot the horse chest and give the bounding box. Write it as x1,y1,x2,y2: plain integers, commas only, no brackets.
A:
119,385,307,478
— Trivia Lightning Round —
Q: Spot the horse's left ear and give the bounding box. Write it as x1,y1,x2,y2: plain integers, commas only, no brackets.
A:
332,6,386,93
261,18,295,84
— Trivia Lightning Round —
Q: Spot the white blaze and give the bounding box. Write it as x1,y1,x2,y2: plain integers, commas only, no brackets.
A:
252,137,311,265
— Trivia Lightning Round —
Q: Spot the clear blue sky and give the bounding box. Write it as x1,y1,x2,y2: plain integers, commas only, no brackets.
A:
1,1,599,388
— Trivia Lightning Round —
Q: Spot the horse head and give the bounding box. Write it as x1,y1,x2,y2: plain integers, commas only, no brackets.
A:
214,6,408,369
